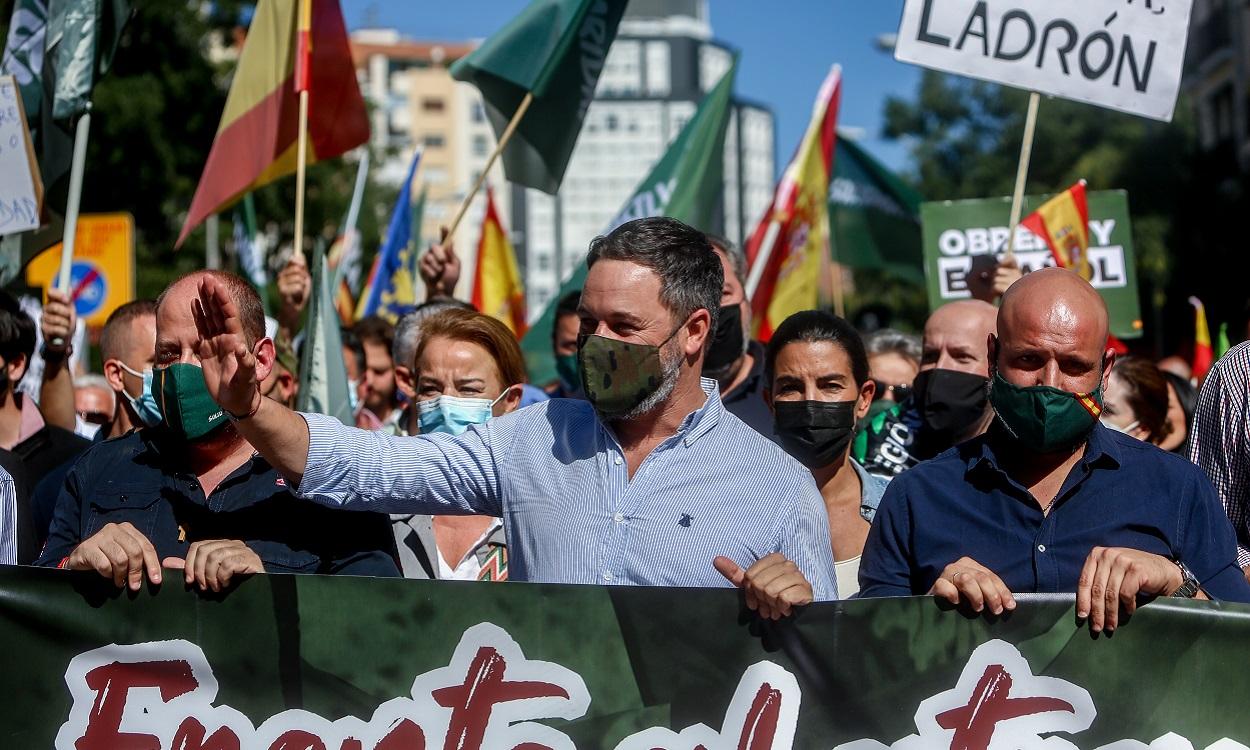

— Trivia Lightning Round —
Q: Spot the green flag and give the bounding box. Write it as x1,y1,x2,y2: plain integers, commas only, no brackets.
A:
828,135,925,284
297,243,354,425
46,0,129,119
1,0,48,117
450,0,628,194
520,60,739,384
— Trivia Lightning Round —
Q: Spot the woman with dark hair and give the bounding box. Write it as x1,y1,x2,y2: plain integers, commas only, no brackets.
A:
765,310,889,597
1159,371,1197,455
1101,356,1172,446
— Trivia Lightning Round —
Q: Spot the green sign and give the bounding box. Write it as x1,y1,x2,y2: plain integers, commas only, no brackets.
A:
3,565,1250,749
920,190,1143,339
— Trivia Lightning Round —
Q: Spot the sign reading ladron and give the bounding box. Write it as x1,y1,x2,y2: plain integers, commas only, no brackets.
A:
922,190,1142,339
895,0,1194,122
3,565,1250,749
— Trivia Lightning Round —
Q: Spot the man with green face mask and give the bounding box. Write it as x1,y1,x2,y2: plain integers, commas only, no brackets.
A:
195,217,840,617
36,271,399,590
860,268,1250,631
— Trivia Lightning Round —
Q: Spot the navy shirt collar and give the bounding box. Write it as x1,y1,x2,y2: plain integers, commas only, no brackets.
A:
965,421,1123,480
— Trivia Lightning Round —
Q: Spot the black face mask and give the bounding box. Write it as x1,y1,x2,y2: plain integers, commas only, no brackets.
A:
773,400,857,469
912,368,990,449
704,304,746,374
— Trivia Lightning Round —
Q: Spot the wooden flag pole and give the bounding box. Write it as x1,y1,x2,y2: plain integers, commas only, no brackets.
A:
292,88,310,264
445,91,534,240
49,110,92,348
1004,92,1041,263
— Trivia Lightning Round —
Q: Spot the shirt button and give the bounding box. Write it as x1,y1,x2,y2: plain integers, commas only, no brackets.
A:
602,571,614,582
613,456,623,466
613,512,625,524
1037,544,1047,553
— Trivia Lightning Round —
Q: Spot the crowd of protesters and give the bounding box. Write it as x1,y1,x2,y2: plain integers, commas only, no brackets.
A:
1,216,1247,630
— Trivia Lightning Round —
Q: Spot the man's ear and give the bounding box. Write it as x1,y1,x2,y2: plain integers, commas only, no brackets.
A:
1101,348,1116,390
253,338,277,385
102,359,126,394
8,352,28,385
685,308,712,358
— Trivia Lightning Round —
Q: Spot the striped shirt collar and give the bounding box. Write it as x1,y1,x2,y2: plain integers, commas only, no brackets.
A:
598,377,725,451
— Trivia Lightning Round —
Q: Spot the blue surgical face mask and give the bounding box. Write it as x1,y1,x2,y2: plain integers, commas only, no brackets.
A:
417,387,514,436
117,362,162,427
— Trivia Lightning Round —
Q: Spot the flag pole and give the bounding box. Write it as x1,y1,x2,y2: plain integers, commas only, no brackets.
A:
444,91,534,240
1004,92,1041,264
50,110,92,347
291,0,313,264
745,219,782,300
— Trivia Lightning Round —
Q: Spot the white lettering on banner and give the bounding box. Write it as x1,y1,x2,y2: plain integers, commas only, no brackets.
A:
52,627,1249,750
939,246,1127,297
895,0,1194,122
609,177,676,229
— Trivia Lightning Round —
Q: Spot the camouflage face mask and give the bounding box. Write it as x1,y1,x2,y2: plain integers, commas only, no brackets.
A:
578,327,682,419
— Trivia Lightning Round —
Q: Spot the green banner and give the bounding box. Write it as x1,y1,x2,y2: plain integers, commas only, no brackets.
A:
920,191,1143,339
4,564,1250,749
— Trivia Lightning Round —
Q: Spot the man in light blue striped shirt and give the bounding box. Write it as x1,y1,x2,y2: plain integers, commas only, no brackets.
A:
192,218,839,609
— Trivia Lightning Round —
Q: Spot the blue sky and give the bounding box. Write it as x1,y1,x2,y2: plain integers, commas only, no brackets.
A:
338,1,922,175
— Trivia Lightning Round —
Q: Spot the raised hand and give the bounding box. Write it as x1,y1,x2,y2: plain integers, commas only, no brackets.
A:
193,275,260,417
276,255,312,333
419,227,461,299
41,288,76,357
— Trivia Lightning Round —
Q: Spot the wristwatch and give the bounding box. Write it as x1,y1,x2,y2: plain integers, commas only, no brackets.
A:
1171,560,1201,598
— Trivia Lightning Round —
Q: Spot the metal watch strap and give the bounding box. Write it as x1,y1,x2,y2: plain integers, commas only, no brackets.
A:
1171,560,1201,598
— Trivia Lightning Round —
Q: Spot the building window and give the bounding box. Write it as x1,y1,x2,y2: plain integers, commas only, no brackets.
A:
422,97,445,112
536,253,552,272
606,114,619,131
424,167,448,184
423,134,446,149
470,101,486,123
472,135,490,157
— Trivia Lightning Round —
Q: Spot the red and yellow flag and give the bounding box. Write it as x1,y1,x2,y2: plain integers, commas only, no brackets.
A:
1190,296,1214,381
1020,180,1091,280
746,65,841,340
177,0,368,247
471,188,527,337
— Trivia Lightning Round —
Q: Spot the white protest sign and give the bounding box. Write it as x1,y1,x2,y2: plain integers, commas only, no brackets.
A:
0,75,42,237
895,0,1194,122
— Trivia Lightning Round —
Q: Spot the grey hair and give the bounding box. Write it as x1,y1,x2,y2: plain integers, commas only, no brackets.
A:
392,298,474,370
75,373,117,410
863,328,922,365
586,217,722,334
705,234,746,290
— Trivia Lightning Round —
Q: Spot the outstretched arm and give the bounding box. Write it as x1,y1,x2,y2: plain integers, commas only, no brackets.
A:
194,275,312,485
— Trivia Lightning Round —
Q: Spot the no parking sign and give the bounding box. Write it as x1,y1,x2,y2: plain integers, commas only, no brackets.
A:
26,213,135,327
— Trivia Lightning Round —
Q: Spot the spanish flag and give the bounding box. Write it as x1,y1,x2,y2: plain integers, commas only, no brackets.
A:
1190,296,1214,381
472,187,527,336
176,0,368,247
1020,180,1091,280
746,65,841,340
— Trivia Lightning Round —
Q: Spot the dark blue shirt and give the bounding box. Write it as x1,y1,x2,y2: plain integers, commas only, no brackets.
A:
36,430,399,577
859,423,1250,602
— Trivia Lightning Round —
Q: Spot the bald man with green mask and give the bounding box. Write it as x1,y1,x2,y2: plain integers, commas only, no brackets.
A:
860,268,1250,632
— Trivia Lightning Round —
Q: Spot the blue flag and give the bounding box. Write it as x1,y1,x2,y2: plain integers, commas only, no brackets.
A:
359,149,422,322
